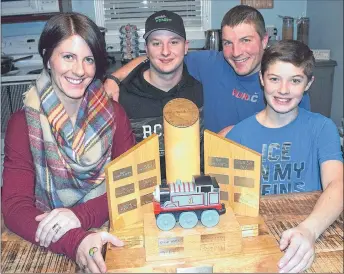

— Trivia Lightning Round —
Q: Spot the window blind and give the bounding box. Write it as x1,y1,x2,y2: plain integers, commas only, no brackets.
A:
102,0,202,32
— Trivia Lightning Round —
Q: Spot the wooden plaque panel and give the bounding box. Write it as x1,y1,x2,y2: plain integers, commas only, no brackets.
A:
204,130,261,217
105,134,161,231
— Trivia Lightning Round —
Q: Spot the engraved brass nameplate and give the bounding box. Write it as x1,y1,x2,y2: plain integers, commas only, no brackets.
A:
139,176,157,190
201,233,225,243
200,242,225,252
220,191,229,201
119,235,143,242
177,266,213,273
137,159,156,174
117,235,143,248
122,239,143,248
159,247,184,256
158,237,183,247
115,183,135,198
117,199,137,214
140,193,154,206
208,156,229,168
234,192,241,202
113,166,133,181
234,159,255,170
209,173,229,185
234,176,255,188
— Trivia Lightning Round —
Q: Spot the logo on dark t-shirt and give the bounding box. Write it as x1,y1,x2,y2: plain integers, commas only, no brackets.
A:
131,116,165,156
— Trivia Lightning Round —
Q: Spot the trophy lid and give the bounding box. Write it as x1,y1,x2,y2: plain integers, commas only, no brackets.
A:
163,98,199,128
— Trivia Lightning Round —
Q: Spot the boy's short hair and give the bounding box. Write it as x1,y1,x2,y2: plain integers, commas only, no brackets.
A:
221,5,266,40
261,40,315,81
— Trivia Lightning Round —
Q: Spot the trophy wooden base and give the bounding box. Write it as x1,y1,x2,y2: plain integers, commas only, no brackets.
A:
105,211,282,273
236,214,262,237
144,207,242,261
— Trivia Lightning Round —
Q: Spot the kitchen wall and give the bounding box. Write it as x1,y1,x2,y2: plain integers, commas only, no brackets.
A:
211,0,307,39
1,0,342,125
1,0,308,38
307,0,343,127
71,0,96,20
1,0,95,37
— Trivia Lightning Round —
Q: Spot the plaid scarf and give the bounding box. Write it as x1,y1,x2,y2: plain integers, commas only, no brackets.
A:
24,70,115,211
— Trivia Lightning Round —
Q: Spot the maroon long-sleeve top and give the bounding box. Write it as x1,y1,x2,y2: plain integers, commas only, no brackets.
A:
1,101,135,261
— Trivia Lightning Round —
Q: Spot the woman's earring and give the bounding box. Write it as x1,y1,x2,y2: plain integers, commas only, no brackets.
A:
47,62,51,70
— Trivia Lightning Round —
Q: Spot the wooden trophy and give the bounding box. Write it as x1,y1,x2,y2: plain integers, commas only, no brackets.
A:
144,98,242,261
104,98,282,273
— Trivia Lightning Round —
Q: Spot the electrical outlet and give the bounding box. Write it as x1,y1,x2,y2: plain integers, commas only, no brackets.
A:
266,25,276,38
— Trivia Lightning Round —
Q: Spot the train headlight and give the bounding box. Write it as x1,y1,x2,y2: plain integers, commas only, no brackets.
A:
153,185,160,202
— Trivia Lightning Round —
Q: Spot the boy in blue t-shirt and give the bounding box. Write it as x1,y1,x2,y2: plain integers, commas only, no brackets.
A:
222,40,343,273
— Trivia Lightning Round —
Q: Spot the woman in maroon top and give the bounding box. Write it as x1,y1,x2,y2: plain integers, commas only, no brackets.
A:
2,13,135,273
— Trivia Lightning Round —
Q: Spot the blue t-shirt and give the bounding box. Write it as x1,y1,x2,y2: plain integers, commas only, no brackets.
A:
226,108,343,195
184,50,310,132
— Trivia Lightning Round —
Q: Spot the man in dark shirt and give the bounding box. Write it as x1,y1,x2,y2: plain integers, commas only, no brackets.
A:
116,10,203,181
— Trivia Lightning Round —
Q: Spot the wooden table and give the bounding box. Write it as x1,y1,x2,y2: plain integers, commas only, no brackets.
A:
1,191,343,273
259,192,343,273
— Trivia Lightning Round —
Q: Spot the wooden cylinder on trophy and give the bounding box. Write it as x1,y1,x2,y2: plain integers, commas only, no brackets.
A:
163,98,200,183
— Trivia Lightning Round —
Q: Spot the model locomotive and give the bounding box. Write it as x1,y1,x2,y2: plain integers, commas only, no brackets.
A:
153,175,226,231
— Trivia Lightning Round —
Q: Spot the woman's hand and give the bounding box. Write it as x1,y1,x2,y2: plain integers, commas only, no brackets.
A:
76,231,124,273
278,224,316,273
35,208,81,247
104,78,119,102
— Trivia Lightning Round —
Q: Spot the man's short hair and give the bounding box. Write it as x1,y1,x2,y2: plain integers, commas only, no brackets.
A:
221,5,266,40
261,40,315,81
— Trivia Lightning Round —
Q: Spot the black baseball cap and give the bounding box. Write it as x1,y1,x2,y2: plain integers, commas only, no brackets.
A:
143,10,186,40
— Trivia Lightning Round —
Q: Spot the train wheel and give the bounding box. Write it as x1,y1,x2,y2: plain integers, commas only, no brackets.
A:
201,210,220,228
179,211,198,229
156,213,176,231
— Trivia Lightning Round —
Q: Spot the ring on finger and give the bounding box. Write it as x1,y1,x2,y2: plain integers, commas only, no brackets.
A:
89,246,98,257
80,265,87,273
52,223,61,234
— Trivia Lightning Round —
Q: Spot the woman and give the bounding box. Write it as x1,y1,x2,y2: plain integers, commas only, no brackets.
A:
2,13,135,273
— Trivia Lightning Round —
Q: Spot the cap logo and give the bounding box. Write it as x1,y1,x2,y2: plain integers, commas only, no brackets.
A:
155,14,172,23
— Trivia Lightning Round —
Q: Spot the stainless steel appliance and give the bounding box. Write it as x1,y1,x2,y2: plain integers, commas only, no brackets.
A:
204,29,221,51
1,35,43,185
